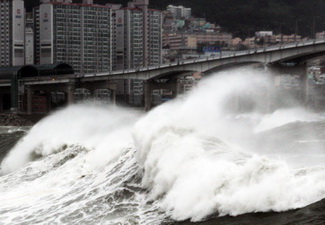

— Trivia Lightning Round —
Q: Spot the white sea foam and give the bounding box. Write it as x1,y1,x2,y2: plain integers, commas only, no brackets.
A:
134,69,325,221
0,103,140,175
1,68,325,224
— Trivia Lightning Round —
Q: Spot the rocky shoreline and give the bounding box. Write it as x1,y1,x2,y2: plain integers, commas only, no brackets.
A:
0,113,44,126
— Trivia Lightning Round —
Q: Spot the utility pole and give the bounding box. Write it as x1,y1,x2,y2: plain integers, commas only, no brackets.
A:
294,20,298,42
313,16,319,39
294,19,301,42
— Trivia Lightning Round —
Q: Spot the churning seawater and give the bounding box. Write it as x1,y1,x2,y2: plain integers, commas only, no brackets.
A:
1,68,325,225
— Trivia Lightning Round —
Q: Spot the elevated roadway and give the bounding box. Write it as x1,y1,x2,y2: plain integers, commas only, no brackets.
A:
1,39,325,112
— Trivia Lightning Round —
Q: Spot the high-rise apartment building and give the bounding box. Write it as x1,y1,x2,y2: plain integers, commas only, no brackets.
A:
39,0,112,73
0,0,25,67
115,0,162,70
114,0,162,106
148,9,162,66
25,13,34,64
25,27,34,64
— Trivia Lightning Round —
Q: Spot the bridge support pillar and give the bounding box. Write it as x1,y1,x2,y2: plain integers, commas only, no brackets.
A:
26,86,32,115
66,83,75,105
144,81,152,111
0,94,3,112
172,78,180,98
110,89,116,105
46,92,52,113
107,80,117,105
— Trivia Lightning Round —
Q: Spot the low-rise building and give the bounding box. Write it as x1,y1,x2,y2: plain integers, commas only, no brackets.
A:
166,5,191,19
163,33,197,50
190,32,232,47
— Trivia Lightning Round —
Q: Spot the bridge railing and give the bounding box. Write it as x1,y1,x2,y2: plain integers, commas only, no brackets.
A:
20,38,325,80
76,38,325,78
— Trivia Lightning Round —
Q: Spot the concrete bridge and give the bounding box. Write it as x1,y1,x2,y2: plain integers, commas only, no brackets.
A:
85,38,325,80
1,39,325,113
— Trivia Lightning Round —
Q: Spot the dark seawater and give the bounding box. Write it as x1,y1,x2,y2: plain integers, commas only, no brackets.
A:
175,199,325,225
0,128,27,163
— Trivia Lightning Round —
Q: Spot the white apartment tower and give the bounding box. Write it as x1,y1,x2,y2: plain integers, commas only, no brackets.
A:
25,27,34,64
25,13,34,64
0,0,25,67
39,0,112,73
115,0,162,70
114,0,162,106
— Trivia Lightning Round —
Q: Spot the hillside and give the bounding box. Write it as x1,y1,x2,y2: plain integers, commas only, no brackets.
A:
25,0,325,38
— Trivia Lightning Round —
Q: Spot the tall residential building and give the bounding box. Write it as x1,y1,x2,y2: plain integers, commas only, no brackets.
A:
115,0,162,70
25,27,34,64
148,8,162,66
25,13,34,64
114,0,162,106
0,0,25,67
39,0,113,73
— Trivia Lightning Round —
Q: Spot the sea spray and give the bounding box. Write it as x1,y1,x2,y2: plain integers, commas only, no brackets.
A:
0,103,141,175
254,107,321,133
0,104,165,224
134,69,325,221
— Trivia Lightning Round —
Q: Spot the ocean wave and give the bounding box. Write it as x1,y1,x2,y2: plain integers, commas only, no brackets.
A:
1,68,325,224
